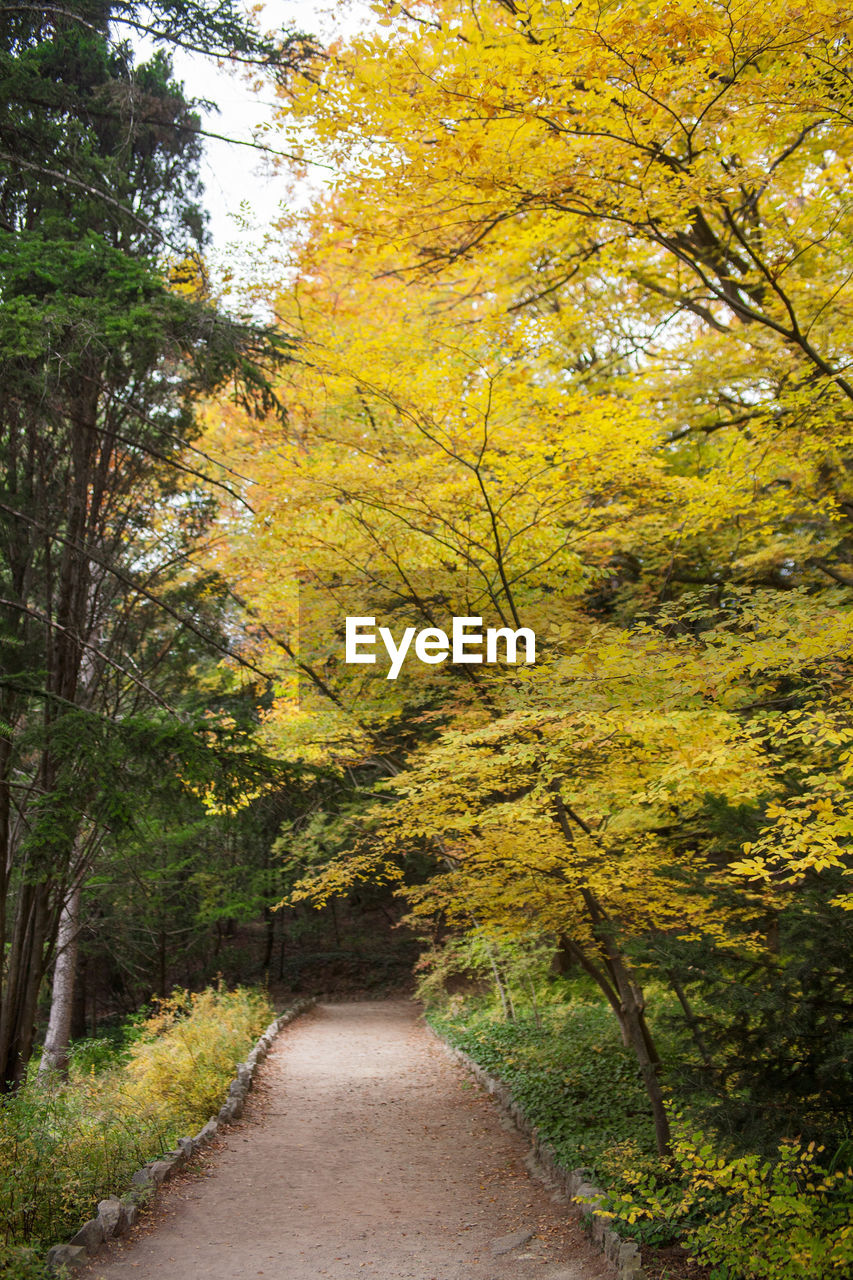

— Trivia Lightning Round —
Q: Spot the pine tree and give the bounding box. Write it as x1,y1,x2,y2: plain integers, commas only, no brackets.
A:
0,1,306,1086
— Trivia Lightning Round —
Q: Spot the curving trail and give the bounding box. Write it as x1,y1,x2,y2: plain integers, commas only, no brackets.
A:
84,1000,610,1280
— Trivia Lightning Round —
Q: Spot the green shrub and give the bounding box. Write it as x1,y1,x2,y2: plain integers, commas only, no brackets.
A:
0,1069,162,1247
602,1128,853,1278
430,974,853,1277
0,1244,52,1279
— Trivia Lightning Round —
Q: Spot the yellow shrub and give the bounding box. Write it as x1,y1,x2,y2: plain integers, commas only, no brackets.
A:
602,1126,853,1279
1,984,274,1248
120,986,273,1129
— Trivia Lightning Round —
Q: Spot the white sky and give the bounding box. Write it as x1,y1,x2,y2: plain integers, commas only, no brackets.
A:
165,1,372,260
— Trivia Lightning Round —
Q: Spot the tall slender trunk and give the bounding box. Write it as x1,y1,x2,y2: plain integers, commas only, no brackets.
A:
666,966,715,1073
71,955,87,1039
262,906,274,974
550,780,672,1157
278,911,287,981
0,400,99,1090
38,880,82,1077
0,881,52,1089
559,924,671,1157
158,924,167,999
0,733,12,1049
601,937,671,1159
486,944,514,1021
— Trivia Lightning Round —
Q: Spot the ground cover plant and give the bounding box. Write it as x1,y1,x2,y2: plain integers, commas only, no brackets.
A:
0,985,273,1250
604,1130,853,1279
429,987,659,1176
422,941,853,1280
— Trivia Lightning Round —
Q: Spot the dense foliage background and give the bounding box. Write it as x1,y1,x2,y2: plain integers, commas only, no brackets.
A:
1,1,852,1275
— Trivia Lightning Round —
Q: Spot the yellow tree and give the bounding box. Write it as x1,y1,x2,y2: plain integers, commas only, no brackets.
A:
264,0,853,873
200,0,853,1153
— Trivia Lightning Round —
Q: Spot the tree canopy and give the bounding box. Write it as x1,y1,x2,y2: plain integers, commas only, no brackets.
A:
3,6,852,1253
197,0,853,1157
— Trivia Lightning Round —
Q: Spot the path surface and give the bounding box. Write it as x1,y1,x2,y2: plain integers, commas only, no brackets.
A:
84,1000,610,1280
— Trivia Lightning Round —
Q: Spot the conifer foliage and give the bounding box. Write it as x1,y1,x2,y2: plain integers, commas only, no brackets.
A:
0,1,304,1087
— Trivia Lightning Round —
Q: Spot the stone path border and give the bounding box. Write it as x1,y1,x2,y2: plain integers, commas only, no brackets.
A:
45,997,315,1275
431,1029,646,1280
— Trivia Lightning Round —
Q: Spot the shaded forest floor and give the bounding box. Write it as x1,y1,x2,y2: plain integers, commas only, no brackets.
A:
66,899,420,1044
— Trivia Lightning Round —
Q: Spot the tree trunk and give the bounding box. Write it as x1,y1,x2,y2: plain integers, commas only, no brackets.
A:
262,906,274,974
604,942,672,1159
329,897,341,947
0,881,52,1090
549,780,672,1157
158,924,167,999
278,912,287,980
666,967,715,1072
71,955,87,1040
486,945,514,1021
38,881,82,1077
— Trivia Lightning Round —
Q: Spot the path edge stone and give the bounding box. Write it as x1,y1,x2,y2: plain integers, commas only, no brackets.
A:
428,1024,646,1280
43,996,315,1274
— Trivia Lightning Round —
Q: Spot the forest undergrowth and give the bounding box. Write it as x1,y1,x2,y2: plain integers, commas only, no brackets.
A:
0,985,272,1268
4,4,853,1278
424,951,853,1280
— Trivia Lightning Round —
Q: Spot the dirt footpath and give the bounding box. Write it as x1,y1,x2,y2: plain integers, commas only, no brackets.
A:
85,1000,610,1280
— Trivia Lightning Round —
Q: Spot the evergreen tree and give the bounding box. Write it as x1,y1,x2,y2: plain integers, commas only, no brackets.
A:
0,1,306,1086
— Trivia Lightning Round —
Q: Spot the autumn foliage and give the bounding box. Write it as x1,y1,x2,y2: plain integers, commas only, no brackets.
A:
0,986,272,1249
194,0,853,1267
